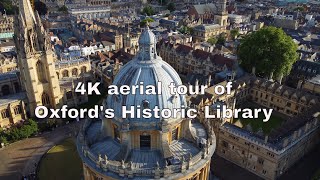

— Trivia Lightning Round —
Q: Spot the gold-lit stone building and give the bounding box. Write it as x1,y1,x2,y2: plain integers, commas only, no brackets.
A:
77,27,216,179
0,0,92,128
188,75,320,180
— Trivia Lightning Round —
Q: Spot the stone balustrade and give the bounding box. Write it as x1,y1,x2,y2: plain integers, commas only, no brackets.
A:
78,119,216,179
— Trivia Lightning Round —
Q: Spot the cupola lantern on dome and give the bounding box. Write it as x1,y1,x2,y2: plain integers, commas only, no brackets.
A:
137,25,158,61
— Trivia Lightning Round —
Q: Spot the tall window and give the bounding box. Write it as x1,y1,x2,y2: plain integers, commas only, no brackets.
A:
172,127,179,141
62,70,69,77
36,61,47,83
81,66,87,74
1,109,10,119
72,68,78,77
14,105,22,115
42,92,51,106
140,135,151,149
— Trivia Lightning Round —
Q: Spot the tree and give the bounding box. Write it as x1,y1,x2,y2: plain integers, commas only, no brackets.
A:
230,28,240,40
0,136,7,145
294,6,305,12
217,34,226,45
35,1,48,15
179,26,193,35
58,5,68,13
167,3,175,12
207,37,217,45
158,0,168,5
142,6,154,16
0,0,18,15
140,17,154,27
238,26,298,79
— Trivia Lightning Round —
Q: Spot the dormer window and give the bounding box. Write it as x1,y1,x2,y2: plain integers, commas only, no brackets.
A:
142,99,150,109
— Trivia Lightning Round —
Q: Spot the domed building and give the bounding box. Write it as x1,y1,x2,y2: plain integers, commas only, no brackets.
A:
77,27,216,180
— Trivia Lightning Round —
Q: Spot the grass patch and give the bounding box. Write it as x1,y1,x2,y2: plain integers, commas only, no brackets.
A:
38,138,82,180
234,114,284,135
312,169,320,180
233,103,286,135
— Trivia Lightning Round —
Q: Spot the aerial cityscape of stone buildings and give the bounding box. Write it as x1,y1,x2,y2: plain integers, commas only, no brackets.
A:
0,0,319,179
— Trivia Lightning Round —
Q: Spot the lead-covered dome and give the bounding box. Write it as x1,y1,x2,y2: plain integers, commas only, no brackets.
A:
106,27,187,129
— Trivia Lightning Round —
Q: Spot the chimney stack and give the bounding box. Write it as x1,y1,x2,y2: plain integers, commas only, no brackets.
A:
252,66,256,75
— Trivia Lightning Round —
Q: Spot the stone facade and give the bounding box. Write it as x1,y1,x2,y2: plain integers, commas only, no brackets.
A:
1,0,93,124
193,24,226,42
189,76,320,180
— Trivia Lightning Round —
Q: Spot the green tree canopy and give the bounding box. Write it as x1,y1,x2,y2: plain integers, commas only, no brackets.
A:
142,6,154,16
179,26,193,35
158,0,168,5
35,1,48,15
294,6,305,12
167,3,175,12
230,28,240,39
58,5,68,13
0,0,18,15
238,26,298,78
140,17,154,27
217,33,226,45
207,37,217,45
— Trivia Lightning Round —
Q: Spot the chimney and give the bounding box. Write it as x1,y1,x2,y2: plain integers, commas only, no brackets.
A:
252,66,256,75
208,75,212,86
278,73,283,84
264,136,268,144
297,80,303,89
269,72,273,81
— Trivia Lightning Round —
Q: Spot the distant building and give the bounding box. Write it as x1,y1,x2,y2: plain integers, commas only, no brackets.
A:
68,6,111,19
273,14,298,30
158,42,238,76
187,0,228,26
193,24,226,42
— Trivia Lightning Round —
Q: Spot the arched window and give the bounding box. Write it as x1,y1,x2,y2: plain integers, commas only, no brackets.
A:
1,85,10,96
72,68,78,77
36,61,47,83
56,72,60,79
42,92,51,106
81,66,87,74
62,70,69,77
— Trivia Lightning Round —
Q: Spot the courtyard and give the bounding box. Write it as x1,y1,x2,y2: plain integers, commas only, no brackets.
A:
38,138,83,180
233,101,286,135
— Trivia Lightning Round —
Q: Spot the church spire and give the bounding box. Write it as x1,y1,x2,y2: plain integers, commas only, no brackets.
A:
19,0,37,28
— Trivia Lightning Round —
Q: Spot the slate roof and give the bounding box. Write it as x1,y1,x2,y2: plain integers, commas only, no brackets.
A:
191,3,218,15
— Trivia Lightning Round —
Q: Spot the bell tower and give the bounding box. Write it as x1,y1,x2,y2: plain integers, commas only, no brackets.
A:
214,0,228,26
14,0,63,117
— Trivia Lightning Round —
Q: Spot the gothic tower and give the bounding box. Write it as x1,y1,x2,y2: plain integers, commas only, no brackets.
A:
14,0,63,117
214,0,228,26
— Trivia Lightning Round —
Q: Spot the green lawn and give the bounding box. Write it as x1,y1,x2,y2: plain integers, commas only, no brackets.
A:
234,114,285,135
38,138,83,180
